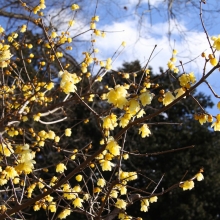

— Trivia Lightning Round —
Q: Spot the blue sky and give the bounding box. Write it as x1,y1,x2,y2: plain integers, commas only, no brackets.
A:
0,0,220,118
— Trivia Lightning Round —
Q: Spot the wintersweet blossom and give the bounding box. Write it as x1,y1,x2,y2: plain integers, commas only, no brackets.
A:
211,114,220,131
127,99,140,115
139,91,153,106
97,178,106,187
48,202,56,212
178,72,196,89
149,196,158,203
75,174,82,182
71,4,80,10
140,199,149,212
65,128,72,137
5,166,18,179
211,35,220,50
107,85,128,109
163,91,175,106
0,43,12,63
119,185,127,195
59,70,81,94
56,163,67,173
175,88,185,99
119,113,132,128
20,24,27,33
58,209,71,219
100,159,115,171
103,113,118,130
110,189,118,198
198,114,207,125
106,138,121,156
180,180,194,190
139,124,151,138
0,143,14,156
72,197,83,208
195,173,204,181
115,199,127,209
210,58,218,66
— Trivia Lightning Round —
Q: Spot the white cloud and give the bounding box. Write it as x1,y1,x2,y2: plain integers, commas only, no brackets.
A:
95,17,214,76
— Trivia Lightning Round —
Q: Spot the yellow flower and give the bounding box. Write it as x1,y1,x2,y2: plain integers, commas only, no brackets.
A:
0,45,12,62
149,196,158,203
20,25,27,33
97,178,106,187
210,58,218,66
65,128,72,137
15,160,36,174
115,199,127,209
60,70,81,94
173,49,178,55
211,35,220,51
71,4,80,10
217,101,220,110
139,124,151,138
92,16,99,22
33,113,41,121
75,174,83,182
189,72,196,84
120,186,127,195
5,166,18,179
127,99,140,115
127,172,138,181
58,209,71,219
106,138,121,156
69,20,75,26
83,193,90,201
90,22,96,29
0,26,4,33
119,113,132,128
167,61,175,70
51,32,57,38
139,91,153,106
0,143,14,157
174,88,185,99
54,136,60,143
45,131,54,140
72,197,83,208
195,173,204,181
103,113,118,130
121,41,126,47
56,163,67,173
163,91,175,106
211,114,220,131
46,82,54,90
110,189,118,198
107,85,128,109
180,180,194,190
140,199,149,212
100,160,115,171
48,202,56,212
123,154,129,160
198,114,207,125
33,204,41,211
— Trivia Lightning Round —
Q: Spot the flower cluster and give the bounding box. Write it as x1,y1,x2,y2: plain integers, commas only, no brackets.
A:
167,49,179,73
140,196,158,212
178,72,196,89
59,70,81,94
0,43,12,67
